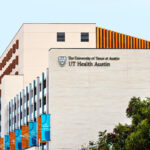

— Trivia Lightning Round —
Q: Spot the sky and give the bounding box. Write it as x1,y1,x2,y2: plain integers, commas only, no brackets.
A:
0,0,150,55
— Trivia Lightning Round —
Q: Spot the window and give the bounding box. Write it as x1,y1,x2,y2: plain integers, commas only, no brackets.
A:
27,93,29,101
43,96,46,105
20,112,22,119
57,32,65,42
34,102,36,111
81,32,89,42
39,99,41,107
20,98,22,105
27,107,29,115
14,103,16,110
43,79,46,89
39,83,41,91
34,87,36,95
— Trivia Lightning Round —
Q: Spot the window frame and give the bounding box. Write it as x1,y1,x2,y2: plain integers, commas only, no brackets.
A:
57,32,65,42
81,32,89,42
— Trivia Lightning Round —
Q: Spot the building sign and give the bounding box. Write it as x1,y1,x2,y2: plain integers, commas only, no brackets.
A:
4,135,10,150
15,129,22,150
41,114,50,141
29,122,37,146
58,56,120,67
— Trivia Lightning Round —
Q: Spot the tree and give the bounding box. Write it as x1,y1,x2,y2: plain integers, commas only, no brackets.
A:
87,97,150,150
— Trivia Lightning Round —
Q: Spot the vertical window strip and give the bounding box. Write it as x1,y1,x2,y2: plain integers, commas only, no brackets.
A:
9,102,10,133
33,80,36,121
26,87,28,124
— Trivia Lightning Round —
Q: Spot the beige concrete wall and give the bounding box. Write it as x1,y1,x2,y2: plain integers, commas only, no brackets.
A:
49,49,150,150
1,75,23,136
0,25,24,76
0,23,96,88
0,26,24,93
23,24,96,86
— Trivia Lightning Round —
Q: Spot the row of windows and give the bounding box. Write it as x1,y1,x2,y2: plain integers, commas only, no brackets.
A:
57,32,89,42
8,73,47,132
9,97,47,131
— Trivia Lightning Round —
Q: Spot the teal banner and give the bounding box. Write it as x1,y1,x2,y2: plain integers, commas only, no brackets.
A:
29,122,37,146
4,135,10,150
15,129,22,150
41,114,50,141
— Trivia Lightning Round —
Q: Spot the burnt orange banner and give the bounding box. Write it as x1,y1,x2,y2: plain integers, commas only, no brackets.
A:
0,138,4,150
22,125,29,149
96,27,150,49
10,132,15,150
38,116,46,144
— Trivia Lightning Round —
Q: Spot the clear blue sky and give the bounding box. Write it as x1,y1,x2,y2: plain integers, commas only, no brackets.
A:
0,0,150,55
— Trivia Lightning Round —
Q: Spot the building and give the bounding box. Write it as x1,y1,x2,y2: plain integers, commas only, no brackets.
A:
0,23,150,150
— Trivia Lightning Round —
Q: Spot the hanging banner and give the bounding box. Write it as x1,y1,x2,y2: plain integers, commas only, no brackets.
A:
29,122,37,146
38,116,46,144
41,114,50,141
15,129,22,150
0,138,4,150
10,132,15,150
21,125,29,149
4,135,10,150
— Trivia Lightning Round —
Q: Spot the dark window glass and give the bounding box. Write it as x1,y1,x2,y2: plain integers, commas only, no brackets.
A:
20,98,22,105
43,79,46,89
81,32,89,42
15,103,16,110
39,100,41,107
43,96,46,105
34,117,36,122
27,107,29,115
34,87,36,95
27,93,29,101
39,83,41,91
34,102,36,110
20,112,22,119
57,32,65,42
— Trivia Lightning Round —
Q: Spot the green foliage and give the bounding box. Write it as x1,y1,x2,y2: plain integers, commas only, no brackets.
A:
111,124,131,150
88,130,109,150
87,97,150,150
125,119,150,150
97,131,109,150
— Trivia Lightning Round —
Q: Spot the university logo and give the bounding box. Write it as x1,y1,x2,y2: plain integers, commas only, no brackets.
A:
58,56,67,67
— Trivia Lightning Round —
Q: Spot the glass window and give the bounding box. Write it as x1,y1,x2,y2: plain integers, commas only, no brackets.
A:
27,107,29,115
20,98,22,105
34,102,36,111
34,87,36,95
81,32,89,42
43,79,46,89
57,32,65,42
27,93,29,101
